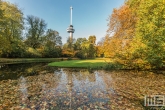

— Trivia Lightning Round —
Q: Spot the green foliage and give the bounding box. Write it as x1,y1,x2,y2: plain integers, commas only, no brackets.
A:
7,40,27,58
0,35,11,56
41,29,62,58
25,47,42,58
0,1,24,57
78,36,97,58
61,49,74,57
1,1,24,41
88,35,96,45
25,15,47,49
63,36,97,59
73,38,87,50
79,38,89,58
88,44,96,58
87,35,96,58
62,37,75,51
44,29,62,46
123,0,165,69
134,0,165,69
43,47,62,58
74,51,86,59
103,63,123,70
0,0,4,29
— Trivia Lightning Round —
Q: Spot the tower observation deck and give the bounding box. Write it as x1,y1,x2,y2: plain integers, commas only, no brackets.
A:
67,6,75,39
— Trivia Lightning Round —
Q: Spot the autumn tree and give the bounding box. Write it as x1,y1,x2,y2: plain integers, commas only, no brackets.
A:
73,38,87,50
102,0,165,69
1,1,24,41
41,29,62,57
87,35,96,58
88,35,96,45
96,37,104,57
77,36,97,58
0,0,3,27
25,15,47,49
130,0,165,69
99,3,135,59
62,37,76,57
67,37,75,50
44,29,62,46
72,38,87,58
0,1,24,57
0,0,5,55
106,4,136,59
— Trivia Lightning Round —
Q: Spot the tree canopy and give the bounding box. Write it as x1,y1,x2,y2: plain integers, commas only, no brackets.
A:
99,0,165,69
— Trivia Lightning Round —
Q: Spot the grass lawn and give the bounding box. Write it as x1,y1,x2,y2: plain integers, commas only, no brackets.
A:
48,58,112,68
0,58,78,63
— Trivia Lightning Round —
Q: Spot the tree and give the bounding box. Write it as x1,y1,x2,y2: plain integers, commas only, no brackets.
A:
74,38,87,50
78,36,97,58
0,1,24,57
66,37,76,50
88,43,96,58
44,29,62,46
0,0,4,29
62,37,76,57
87,35,96,58
132,0,165,68
80,40,89,58
105,4,136,58
73,38,87,58
88,35,96,45
96,37,105,57
25,15,47,49
101,0,165,69
1,1,24,41
41,29,62,57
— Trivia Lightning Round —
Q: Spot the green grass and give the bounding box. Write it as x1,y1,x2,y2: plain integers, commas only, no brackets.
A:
48,58,112,68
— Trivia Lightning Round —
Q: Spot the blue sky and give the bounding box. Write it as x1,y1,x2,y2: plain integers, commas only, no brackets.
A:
6,0,125,44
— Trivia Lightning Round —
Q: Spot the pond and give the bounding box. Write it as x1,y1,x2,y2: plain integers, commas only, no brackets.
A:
0,63,165,109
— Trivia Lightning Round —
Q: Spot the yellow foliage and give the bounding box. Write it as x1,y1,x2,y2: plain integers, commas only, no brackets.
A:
27,47,41,57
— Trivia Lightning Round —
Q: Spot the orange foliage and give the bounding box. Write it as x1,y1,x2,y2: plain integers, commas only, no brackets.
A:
107,4,136,39
101,4,137,59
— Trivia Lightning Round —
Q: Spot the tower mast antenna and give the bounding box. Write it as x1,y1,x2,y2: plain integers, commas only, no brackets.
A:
70,6,73,25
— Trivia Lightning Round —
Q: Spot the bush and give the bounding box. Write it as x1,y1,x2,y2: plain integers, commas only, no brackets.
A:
74,51,86,59
43,47,62,58
61,49,74,57
103,63,123,70
3,40,27,58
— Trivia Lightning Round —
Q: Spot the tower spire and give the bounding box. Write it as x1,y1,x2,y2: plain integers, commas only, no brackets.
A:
70,6,73,25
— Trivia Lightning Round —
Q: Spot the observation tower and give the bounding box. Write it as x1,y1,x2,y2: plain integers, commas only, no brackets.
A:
67,6,75,39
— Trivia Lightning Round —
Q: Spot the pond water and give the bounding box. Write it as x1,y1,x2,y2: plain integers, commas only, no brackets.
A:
0,63,165,109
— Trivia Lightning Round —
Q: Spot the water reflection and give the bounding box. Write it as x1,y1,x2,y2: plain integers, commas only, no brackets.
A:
19,76,28,99
0,64,5,69
0,65,165,109
0,63,52,80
